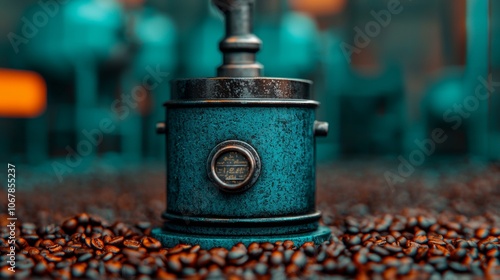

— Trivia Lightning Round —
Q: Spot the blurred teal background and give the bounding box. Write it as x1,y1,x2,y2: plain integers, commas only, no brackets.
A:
0,0,499,171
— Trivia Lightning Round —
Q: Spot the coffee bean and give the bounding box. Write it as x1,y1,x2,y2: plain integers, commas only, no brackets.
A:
214,254,228,267
167,255,182,273
303,246,316,258
291,251,307,268
270,251,283,266
102,252,114,261
40,239,54,248
283,240,295,250
371,246,390,256
414,235,428,244
121,264,136,277
475,228,489,239
189,245,200,254
261,242,274,251
48,244,63,253
386,235,396,244
91,238,104,250
45,254,63,262
28,247,41,256
124,239,141,249
228,248,246,260
168,245,184,255
248,243,263,257
75,248,93,255
17,258,35,270
78,253,93,262
429,238,446,246
353,251,368,265
385,244,402,253
254,262,268,275
366,262,385,273
179,252,196,267
102,236,120,246
62,218,78,232
104,245,120,254
142,237,161,250
486,248,499,258
76,213,90,224
345,235,361,246
33,260,49,275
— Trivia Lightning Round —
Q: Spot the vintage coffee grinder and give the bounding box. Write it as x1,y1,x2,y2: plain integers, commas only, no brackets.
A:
153,0,331,248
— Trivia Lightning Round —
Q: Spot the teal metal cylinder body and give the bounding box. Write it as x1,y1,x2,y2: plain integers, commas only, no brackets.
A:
166,105,316,217
154,77,331,247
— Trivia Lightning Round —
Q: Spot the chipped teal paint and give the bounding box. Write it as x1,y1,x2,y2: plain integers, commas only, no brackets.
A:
165,106,316,218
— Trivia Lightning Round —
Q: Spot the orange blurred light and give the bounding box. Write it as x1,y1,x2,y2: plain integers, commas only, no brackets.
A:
0,69,46,118
289,0,347,16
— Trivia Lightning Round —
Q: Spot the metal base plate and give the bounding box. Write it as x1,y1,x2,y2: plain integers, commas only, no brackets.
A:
152,226,332,249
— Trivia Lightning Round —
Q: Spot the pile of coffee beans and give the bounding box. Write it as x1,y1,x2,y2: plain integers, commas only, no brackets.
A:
0,160,498,278
1,211,499,279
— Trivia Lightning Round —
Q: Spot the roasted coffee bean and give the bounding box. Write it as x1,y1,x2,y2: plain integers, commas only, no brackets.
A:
283,240,295,250
102,252,114,261
62,218,78,232
45,254,63,262
91,238,104,250
270,251,283,266
384,244,402,253
371,246,390,256
142,237,162,250
344,235,361,246
178,252,196,267
76,213,90,224
75,248,93,255
28,247,41,256
211,254,226,267
124,239,141,249
78,253,93,262
248,243,263,257
261,242,274,251
105,236,122,245
102,260,120,274
17,258,35,270
386,235,396,244
167,255,182,273
48,244,63,253
228,248,246,260
383,256,400,267
290,251,307,268
414,235,428,244
104,245,120,254
40,239,54,248
70,263,86,277
353,251,368,265
9,160,500,280
475,228,489,239
301,241,316,256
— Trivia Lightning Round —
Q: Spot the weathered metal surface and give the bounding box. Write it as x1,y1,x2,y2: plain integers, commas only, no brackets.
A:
171,78,312,99
162,212,321,236
153,0,331,248
152,226,332,250
165,105,316,218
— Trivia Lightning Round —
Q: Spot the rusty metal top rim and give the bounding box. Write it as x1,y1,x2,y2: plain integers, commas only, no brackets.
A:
171,77,313,100
172,77,312,84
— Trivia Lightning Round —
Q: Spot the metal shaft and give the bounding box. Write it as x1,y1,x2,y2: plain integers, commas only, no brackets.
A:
213,0,263,77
